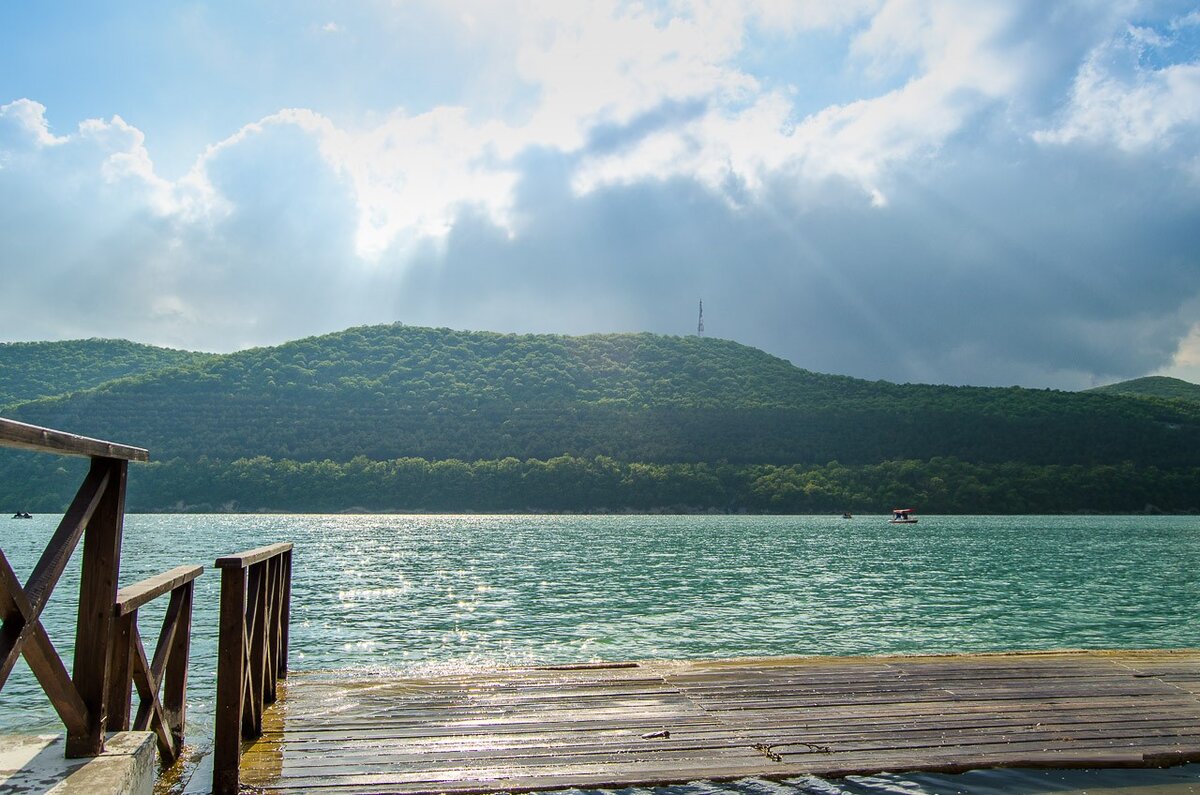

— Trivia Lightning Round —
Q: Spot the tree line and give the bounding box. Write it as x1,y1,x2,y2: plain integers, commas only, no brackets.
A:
2,452,1193,515
3,326,1199,515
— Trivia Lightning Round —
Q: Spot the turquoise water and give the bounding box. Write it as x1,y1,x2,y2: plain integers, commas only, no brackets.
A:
2,513,1200,792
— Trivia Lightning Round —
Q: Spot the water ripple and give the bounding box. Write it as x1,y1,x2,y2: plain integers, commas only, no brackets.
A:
4,513,1200,793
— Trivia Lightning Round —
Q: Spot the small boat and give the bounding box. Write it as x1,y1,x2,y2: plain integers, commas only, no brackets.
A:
12,511,32,519
842,512,853,519
889,508,918,524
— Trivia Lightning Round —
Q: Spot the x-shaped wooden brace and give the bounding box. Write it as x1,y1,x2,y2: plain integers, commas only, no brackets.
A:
110,565,199,764
241,562,272,736
0,464,111,737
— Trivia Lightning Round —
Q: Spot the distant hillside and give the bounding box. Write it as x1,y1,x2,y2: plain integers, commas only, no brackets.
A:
4,324,1200,513
6,324,1200,468
0,339,214,409
1089,376,1200,404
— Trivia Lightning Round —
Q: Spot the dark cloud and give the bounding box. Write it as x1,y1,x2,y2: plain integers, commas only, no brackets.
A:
387,128,1200,389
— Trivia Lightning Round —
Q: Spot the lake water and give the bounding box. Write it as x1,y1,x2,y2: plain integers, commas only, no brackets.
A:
2,513,1200,793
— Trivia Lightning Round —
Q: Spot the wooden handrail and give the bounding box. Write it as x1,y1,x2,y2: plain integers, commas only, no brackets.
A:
215,542,293,570
0,418,148,758
213,543,293,795
0,417,148,462
115,565,204,616
108,564,202,763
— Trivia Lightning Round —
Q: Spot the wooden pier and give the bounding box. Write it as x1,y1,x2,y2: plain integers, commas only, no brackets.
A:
238,649,1200,794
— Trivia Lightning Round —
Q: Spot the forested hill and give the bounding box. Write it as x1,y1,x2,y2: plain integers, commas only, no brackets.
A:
1089,376,1200,404
4,324,1200,513
0,339,214,410
6,324,1200,468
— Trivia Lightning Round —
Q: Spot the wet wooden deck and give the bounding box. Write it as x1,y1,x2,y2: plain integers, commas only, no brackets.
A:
239,650,1200,794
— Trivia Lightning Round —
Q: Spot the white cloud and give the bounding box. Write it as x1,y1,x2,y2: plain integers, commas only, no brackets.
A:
6,1,1118,268
745,0,880,32
3,0,1200,387
573,0,1032,206
510,1,757,153
79,114,181,216
1159,319,1200,384
319,109,520,258
1035,19,1200,152
0,99,68,150
183,107,520,260
0,100,200,218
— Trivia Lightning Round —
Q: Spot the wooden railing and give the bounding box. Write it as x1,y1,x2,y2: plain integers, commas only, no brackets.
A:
213,542,293,795
0,417,204,760
110,563,203,764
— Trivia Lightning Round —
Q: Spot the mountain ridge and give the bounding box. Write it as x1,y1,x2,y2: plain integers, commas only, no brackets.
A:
0,338,214,410
1089,375,1200,404
3,324,1198,513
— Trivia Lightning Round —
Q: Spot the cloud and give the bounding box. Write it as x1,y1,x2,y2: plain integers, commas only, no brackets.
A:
1035,20,1200,155
570,0,1086,207
1161,313,1200,384
1,1,1199,390
389,117,1200,389
0,101,390,350
0,99,67,150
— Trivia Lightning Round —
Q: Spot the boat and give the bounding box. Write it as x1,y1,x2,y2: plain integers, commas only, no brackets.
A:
889,508,918,524
12,511,32,519
842,512,853,519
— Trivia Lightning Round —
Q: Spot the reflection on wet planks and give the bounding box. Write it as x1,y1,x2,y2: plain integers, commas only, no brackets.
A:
239,650,1200,795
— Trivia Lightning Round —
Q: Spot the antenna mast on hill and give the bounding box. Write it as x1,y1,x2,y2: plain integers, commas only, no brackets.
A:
697,300,705,336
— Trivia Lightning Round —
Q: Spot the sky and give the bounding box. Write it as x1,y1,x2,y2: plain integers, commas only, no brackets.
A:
2,1,1199,389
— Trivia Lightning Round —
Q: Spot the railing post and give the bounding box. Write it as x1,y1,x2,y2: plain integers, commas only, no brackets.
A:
212,543,293,795
66,456,126,757
214,564,247,795
106,611,135,732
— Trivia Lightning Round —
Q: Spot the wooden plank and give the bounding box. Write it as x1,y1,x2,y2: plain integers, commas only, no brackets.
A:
239,651,1200,794
115,564,203,616
246,724,1200,769
106,612,134,732
241,720,1200,770
66,457,125,757
216,542,293,569
213,565,248,795
0,417,148,461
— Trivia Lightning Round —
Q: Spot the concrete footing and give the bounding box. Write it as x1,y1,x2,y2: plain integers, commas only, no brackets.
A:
0,732,156,795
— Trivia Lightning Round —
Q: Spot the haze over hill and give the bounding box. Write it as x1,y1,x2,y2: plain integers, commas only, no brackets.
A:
2,324,1198,514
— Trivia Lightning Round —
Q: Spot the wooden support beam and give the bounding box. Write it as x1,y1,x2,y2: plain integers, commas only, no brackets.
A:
129,624,175,760
24,464,109,612
0,551,89,734
214,565,248,795
66,457,126,758
0,417,148,461
162,582,194,749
